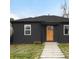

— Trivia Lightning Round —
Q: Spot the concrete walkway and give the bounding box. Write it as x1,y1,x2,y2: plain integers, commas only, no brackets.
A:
40,42,66,59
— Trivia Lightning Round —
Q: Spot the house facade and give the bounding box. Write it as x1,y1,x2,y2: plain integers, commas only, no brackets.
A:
10,15,69,44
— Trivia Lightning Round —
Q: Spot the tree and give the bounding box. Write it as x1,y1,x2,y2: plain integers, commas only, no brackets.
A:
61,0,69,18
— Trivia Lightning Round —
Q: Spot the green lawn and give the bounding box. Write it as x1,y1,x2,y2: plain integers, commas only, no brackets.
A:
10,44,44,59
58,43,69,59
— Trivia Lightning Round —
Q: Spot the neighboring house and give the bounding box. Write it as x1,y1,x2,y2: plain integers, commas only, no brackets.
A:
10,15,69,44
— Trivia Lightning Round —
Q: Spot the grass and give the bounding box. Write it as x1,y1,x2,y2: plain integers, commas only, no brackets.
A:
58,43,69,59
10,44,44,59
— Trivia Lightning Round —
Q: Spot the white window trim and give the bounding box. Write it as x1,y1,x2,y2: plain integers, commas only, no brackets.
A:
24,24,31,35
63,25,69,35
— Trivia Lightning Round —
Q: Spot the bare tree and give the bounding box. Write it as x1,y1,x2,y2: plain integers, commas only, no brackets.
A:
61,0,69,18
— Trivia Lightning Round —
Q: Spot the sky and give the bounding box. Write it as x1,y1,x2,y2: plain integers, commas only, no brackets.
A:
10,0,69,19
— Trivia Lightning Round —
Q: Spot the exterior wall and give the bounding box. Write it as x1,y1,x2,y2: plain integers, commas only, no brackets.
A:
54,23,69,43
41,25,46,42
54,25,60,42
41,23,58,42
11,22,69,44
43,23,69,43
62,23,69,43
12,22,42,44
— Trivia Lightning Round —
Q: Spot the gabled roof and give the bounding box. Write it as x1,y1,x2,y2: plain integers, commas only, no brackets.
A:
11,15,69,23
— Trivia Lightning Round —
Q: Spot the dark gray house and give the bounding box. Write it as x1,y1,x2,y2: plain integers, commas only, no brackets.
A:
10,15,69,44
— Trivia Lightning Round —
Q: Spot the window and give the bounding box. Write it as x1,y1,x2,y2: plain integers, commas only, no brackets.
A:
63,25,69,35
24,24,31,35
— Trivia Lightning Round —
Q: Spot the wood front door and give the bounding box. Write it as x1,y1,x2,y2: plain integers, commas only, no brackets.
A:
46,26,54,41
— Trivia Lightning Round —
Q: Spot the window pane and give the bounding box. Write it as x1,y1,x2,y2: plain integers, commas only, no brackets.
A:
64,25,69,35
65,28,68,34
25,30,30,34
65,26,69,29
26,26,30,29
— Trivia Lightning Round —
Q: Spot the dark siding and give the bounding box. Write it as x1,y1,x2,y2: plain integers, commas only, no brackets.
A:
54,25,60,42
62,23,69,43
53,23,69,43
56,23,69,43
58,24,64,42
41,25,46,42
12,22,42,44
11,22,69,44
41,23,69,43
31,23,42,43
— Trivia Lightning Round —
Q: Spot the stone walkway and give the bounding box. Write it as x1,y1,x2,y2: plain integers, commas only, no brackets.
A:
40,42,66,59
